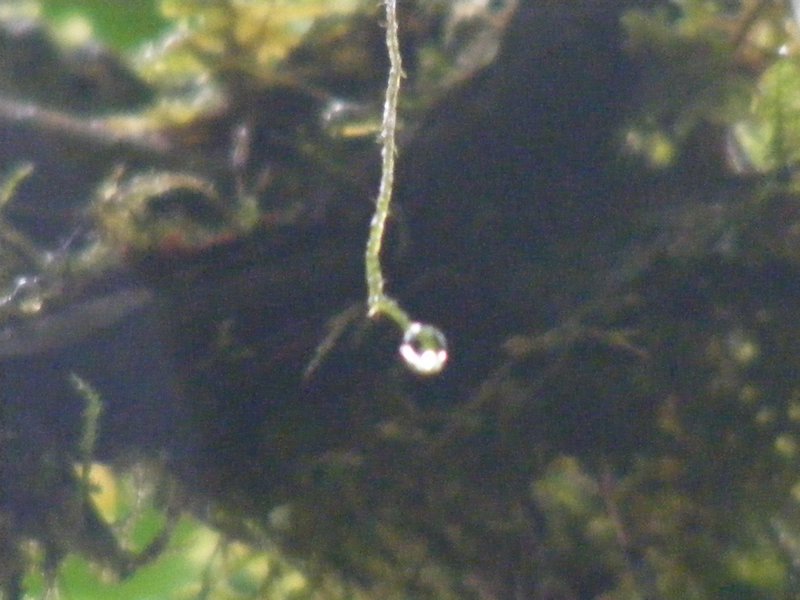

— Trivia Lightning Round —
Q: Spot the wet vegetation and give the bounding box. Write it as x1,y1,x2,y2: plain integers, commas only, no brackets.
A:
3,0,800,598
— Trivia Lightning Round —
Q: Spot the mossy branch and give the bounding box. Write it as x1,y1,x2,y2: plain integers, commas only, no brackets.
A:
365,0,403,318
364,0,447,375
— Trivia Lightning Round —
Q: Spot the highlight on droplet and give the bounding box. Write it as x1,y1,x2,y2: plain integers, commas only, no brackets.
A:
399,321,448,375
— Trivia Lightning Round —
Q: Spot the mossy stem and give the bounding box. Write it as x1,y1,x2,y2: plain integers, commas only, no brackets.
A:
363,1,447,375
365,0,411,331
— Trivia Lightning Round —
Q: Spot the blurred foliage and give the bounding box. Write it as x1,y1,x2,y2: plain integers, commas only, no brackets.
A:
621,0,799,173
39,0,166,51
0,0,513,312
0,0,519,598
6,0,800,599
143,0,364,87
17,461,370,600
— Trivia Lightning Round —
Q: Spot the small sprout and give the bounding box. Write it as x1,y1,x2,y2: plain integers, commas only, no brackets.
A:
399,321,448,375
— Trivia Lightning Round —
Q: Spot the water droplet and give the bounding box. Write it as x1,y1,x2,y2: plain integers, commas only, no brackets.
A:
15,278,45,314
399,321,448,375
1,275,45,315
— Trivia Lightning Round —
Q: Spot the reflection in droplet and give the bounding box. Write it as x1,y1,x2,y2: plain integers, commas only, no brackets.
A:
399,321,448,375
1,275,45,315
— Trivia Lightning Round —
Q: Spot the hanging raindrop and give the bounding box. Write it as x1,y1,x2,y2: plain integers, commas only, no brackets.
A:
399,321,448,375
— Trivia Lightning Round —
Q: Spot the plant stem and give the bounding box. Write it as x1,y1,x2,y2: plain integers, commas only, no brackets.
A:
365,0,407,325
363,0,448,375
